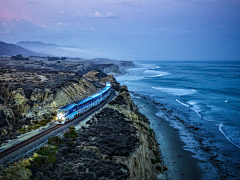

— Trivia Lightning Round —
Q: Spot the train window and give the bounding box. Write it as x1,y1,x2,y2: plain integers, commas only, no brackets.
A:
58,110,65,114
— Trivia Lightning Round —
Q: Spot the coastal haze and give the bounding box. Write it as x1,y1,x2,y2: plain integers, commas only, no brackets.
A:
0,0,240,60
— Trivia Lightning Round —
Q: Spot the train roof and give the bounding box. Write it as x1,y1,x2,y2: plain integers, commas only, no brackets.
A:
59,103,77,111
89,92,102,99
99,87,108,94
75,96,92,105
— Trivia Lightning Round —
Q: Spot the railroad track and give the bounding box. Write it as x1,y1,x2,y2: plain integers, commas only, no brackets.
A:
0,124,62,160
0,88,115,165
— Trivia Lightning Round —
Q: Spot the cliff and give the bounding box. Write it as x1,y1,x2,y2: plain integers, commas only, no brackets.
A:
0,69,97,145
83,70,121,91
0,85,164,180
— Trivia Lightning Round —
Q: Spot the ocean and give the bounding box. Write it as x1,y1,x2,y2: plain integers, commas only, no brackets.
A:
116,61,240,179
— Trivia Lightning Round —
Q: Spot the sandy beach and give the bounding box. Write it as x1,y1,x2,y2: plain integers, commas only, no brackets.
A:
131,94,203,180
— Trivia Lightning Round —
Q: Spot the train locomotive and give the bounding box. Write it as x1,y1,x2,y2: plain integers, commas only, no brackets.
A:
56,82,111,124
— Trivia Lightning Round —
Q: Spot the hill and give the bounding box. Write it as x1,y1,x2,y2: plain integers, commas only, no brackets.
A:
16,41,84,57
0,41,43,56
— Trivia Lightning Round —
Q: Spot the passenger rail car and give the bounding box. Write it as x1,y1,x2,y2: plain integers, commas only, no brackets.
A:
56,82,111,124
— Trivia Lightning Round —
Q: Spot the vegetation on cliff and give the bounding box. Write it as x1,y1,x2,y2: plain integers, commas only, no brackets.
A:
0,85,165,180
0,69,97,146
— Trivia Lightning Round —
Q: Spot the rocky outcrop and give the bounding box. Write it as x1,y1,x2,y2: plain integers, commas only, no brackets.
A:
75,64,121,75
0,69,97,144
83,70,121,91
107,85,162,180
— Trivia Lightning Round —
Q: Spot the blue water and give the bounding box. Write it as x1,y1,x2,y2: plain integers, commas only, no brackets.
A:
116,61,240,178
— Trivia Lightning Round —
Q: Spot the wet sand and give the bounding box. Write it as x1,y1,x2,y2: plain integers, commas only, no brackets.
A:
132,96,203,180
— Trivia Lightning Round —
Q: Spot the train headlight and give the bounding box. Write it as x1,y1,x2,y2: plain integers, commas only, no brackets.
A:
61,117,66,120
55,117,58,120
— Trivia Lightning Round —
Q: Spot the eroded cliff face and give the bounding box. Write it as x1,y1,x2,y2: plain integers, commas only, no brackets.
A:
107,86,161,180
0,69,97,143
83,70,121,91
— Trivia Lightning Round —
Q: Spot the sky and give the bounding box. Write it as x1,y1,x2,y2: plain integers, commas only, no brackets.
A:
0,0,240,61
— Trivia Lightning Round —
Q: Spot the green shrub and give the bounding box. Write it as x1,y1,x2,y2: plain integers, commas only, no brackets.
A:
36,146,57,156
151,159,157,164
63,127,78,139
153,150,159,157
0,159,32,180
149,129,154,137
33,124,40,129
48,136,62,146
18,128,26,132
156,165,164,172
32,146,58,166
46,156,56,164
68,141,74,146
39,121,47,126
156,157,162,163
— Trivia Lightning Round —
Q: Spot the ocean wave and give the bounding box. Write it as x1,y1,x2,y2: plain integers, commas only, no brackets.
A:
188,100,202,118
218,123,240,149
152,87,197,96
144,70,170,77
176,99,190,107
148,72,170,77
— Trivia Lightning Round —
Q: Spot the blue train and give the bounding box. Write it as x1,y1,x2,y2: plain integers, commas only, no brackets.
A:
56,82,111,124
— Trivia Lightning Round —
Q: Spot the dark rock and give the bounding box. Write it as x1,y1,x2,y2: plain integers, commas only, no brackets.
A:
0,97,4,104
0,110,7,126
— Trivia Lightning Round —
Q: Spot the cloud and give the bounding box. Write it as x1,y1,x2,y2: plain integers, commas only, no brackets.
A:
72,11,83,17
89,11,119,19
54,22,63,25
118,2,138,9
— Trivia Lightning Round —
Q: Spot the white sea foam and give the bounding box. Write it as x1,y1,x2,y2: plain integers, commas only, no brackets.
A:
148,72,170,77
176,99,190,107
155,110,165,118
144,70,170,77
218,123,240,149
188,100,202,118
154,66,161,69
152,87,197,96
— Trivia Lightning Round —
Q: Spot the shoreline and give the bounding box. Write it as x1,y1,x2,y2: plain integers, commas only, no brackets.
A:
116,61,240,179
130,93,203,180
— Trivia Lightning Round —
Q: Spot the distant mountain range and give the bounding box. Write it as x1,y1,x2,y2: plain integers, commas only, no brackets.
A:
0,41,44,56
16,41,85,57
0,41,105,59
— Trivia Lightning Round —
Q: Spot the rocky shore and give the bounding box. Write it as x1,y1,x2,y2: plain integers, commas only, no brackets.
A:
0,85,165,180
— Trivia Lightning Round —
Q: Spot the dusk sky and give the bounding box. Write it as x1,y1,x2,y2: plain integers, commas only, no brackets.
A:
0,0,240,60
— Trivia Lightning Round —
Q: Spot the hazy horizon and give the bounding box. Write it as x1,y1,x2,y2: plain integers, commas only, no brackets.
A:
1,0,240,61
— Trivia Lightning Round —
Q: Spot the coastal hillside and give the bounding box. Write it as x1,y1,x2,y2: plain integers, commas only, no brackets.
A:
0,69,97,146
83,70,121,90
0,56,133,75
0,41,43,56
0,85,165,180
